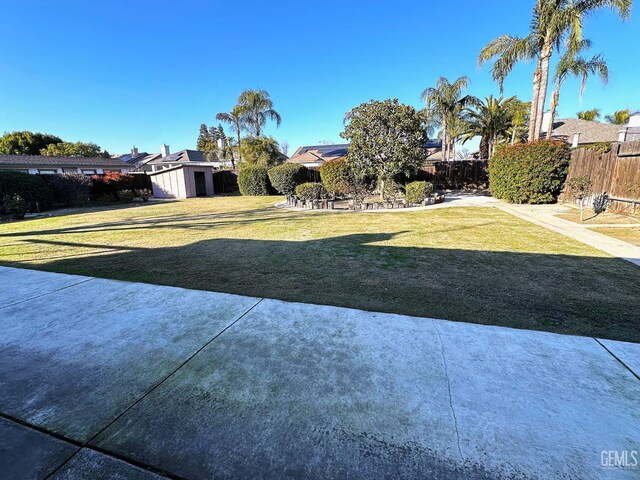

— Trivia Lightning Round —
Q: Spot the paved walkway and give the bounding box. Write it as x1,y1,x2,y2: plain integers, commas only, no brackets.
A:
497,203,640,267
1,266,638,479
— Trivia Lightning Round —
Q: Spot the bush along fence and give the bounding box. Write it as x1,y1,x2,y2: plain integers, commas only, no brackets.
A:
561,141,640,214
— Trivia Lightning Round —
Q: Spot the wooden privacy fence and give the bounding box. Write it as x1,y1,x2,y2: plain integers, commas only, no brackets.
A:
421,160,489,190
212,170,239,194
129,172,152,191
561,143,640,214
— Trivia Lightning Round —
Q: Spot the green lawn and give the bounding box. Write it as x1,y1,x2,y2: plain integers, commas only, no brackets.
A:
1,196,638,342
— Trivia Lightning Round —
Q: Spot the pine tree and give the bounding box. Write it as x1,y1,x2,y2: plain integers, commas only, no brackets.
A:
197,124,211,151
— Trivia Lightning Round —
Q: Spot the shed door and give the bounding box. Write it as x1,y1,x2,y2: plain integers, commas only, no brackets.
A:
194,171,207,196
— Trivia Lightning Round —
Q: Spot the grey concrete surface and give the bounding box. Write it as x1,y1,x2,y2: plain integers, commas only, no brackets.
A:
1,266,638,480
0,266,91,308
0,269,259,441
94,299,640,480
0,417,78,479
599,339,640,379
51,448,165,480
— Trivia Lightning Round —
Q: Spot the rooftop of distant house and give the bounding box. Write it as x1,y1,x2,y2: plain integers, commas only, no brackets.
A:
0,154,130,171
288,141,443,165
543,117,621,144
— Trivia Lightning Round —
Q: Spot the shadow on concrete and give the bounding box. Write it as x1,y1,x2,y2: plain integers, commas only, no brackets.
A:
2,232,638,342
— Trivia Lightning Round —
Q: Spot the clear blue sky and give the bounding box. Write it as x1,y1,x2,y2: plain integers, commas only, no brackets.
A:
0,0,638,155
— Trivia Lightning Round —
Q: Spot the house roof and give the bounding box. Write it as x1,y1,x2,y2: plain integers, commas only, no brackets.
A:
544,118,620,144
0,154,130,168
287,144,349,165
288,141,444,165
146,150,208,164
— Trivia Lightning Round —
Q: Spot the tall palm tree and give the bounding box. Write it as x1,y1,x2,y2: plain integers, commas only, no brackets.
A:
479,0,631,142
461,95,520,159
546,41,608,138
236,89,281,137
215,106,245,168
577,108,601,121
605,109,635,125
421,76,478,161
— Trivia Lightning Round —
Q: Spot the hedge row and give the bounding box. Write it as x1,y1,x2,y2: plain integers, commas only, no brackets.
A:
239,163,313,196
238,166,272,195
0,171,53,213
489,140,571,204
0,170,139,215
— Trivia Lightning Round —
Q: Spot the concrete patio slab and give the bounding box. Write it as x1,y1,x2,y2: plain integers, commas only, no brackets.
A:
0,417,78,480
598,339,640,379
0,275,259,441
50,448,165,479
93,299,640,480
0,265,91,308
434,320,640,480
93,300,478,479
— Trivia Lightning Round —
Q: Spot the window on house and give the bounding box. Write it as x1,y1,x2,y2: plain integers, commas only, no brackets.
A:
38,169,57,174
81,170,96,175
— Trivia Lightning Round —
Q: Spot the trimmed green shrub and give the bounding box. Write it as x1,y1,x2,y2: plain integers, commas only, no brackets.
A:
489,141,571,204
267,163,308,195
405,181,434,204
118,189,135,203
2,194,27,219
238,165,271,196
295,182,327,201
41,173,91,207
320,158,351,197
0,170,53,213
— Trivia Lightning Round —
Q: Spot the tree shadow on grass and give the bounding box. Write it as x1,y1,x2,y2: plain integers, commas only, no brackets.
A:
2,233,639,343
0,206,297,238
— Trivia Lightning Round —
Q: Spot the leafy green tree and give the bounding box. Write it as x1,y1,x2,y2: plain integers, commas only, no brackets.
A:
479,0,631,141
0,131,62,155
239,136,285,168
421,76,478,161
577,109,601,121
605,109,635,125
546,40,608,137
236,89,281,136
40,141,108,157
341,99,427,199
461,95,520,159
216,106,246,166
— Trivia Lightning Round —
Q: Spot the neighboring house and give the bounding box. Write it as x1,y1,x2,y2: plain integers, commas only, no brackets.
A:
0,154,130,175
541,114,620,147
287,144,349,168
115,147,161,171
619,114,640,142
144,145,230,172
287,141,444,168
